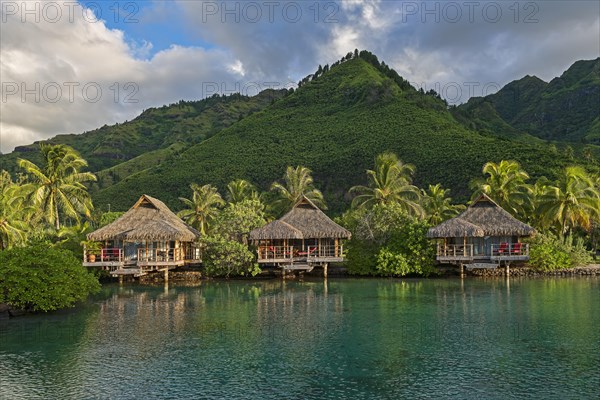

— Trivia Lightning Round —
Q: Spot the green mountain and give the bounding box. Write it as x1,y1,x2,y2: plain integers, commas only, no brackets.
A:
454,58,600,144
1,90,287,176
3,52,597,214
91,53,595,212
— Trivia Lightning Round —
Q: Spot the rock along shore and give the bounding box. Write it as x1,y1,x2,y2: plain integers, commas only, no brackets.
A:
467,264,600,277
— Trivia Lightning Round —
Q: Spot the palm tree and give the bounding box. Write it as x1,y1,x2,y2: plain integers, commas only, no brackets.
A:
526,176,553,229
470,160,530,218
270,166,326,211
350,152,423,216
421,184,465,225
226,179,259,204
537,166,600,235
17,144,96,230
0,171,32,249
177,183,225,235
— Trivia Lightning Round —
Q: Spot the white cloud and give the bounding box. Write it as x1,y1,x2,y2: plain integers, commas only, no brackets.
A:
0,1,243,153
1,0,599,153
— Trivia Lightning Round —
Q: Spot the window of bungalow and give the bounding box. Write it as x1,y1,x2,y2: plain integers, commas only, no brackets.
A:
472,237,484,256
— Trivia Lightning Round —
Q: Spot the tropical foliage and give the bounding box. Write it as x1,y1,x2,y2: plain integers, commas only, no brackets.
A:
338,202,436,277
200,235,260,278
214,199,268,243
0,171,31,250
17,144,96,230
536,167,600,234
270,166,326,213
350,152,423,217
527,233,593,271
421,184,465,225
226,179,259,204
0,243,100,312
470,160,530,217
177,183,225,235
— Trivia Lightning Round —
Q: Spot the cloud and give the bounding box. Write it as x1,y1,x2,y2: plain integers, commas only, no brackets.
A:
0,1,250,153
1,0,599,153
317,1,600,100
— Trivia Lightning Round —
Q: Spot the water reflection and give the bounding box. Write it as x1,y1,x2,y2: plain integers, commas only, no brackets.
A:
1,278,598,399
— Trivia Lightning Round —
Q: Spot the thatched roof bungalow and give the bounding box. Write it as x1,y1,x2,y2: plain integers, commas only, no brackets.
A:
88,195,199,242
84,195,201,272
428,194,534,262
249,196,351,266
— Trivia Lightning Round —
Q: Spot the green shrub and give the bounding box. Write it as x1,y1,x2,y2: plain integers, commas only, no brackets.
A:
527,233,593,271
214,199,267,242
376,248,410,276
100,212,125,227
201,235,261,278
345,240,378,275
340,203,435,276
0,244,100,312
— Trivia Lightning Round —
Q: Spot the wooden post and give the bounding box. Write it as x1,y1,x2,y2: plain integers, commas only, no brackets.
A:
460,263,465,278
119,275,123,285
323,263,328,278
334,239,339,257
463,236,467,257
505,264,510,277
164,269,169,283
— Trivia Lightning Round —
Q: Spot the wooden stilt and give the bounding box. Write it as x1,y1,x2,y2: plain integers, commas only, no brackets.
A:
164,269,169,283
505,264,510,277
323,263,328,278
460,263,465,278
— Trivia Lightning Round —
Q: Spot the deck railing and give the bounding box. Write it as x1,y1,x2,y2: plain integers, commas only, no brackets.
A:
491,243,529,257
436,244,474,258
258,246,295,260
306,245,344,259
85,248,123,263
257,245,345,260
137,248,183,263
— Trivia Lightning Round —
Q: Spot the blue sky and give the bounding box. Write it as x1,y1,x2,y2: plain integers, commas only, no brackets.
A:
1,0,599,152
79,1,210,55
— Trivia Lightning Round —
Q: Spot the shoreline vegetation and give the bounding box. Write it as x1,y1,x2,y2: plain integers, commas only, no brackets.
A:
1,143,599,313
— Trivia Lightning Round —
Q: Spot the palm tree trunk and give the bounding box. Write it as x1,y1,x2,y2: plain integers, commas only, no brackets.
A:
55,201,60,230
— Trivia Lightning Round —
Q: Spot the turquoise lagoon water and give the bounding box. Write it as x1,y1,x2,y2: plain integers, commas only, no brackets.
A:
0,278,598,399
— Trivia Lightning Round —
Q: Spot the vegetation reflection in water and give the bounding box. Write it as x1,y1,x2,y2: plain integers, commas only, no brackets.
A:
0,278,598,399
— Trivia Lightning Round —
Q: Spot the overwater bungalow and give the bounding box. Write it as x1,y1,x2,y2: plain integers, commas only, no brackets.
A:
83,195,201,277
249,196,351,274
427,194,535,270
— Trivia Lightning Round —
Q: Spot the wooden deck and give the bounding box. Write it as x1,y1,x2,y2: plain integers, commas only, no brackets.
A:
258,256,345,265
84,247,201,273
436,243,530,263
257,245,345,265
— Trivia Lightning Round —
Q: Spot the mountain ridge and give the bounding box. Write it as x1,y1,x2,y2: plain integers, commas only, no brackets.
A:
455,57,600,144
91,54,595,212
2,51,598,213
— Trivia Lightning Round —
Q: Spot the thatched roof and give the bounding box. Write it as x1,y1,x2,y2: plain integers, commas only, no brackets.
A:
87,195,200,242
426,218,484,238
248,220,303,240
249,196,351,240
427,194,535,238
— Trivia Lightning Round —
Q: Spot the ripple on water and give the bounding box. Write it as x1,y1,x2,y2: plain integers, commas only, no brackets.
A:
0,278,599,399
